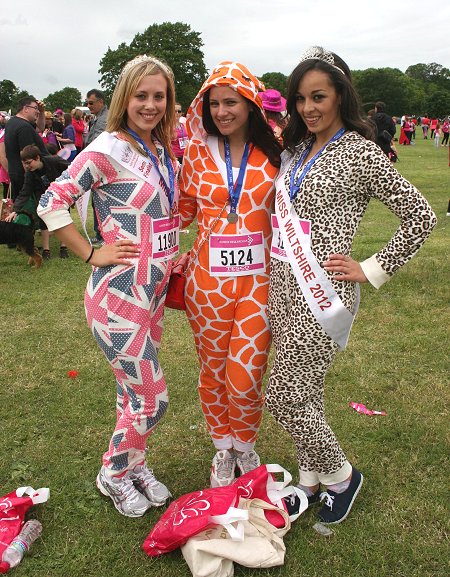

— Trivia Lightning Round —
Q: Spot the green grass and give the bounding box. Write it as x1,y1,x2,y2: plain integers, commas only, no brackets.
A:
0,137,448,577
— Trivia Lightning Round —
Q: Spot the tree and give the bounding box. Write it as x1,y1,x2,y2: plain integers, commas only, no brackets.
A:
13,90,32,110
99,22,208,110
43,87,82,112
425,90,449,118
259,72,288,97
98,42,133,103
0,79,20,110
406,62,450,91
352,67,422,116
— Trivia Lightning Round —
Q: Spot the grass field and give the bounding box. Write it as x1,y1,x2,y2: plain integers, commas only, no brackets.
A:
0,136,448,577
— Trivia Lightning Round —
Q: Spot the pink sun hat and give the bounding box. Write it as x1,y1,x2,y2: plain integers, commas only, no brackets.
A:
260,89,286,113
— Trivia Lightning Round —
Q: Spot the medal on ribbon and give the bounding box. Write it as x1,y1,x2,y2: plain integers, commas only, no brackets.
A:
223,137,250,223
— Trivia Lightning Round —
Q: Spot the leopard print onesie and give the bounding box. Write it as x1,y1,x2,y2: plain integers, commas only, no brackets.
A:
265,131,436,486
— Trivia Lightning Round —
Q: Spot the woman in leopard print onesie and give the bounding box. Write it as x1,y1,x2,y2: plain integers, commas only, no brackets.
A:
179,62,282,487
266,47,436,524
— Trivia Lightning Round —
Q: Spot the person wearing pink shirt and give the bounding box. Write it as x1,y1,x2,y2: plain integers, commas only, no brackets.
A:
0,114,10,198
421,114,430,139
430,117,438,139
441,117,449,146
170,102,189,162
72,109,85,154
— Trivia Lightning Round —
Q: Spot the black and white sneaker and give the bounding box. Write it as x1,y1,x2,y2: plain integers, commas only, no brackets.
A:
306,487,321,507
282,487,309,521
318,467,363,524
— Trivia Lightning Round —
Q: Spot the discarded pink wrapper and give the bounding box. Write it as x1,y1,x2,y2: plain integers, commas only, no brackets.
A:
349,402,386,416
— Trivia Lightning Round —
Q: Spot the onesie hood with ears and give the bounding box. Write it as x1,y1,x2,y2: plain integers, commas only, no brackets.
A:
186,61,266,142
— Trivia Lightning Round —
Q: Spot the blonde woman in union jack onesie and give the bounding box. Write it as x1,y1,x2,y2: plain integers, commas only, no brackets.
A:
38,55,180,517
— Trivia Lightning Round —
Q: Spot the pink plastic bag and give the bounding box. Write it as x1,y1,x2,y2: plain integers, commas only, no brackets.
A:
0,487,49,557
143,484,239,556
143,464,307,557
234,463,306,526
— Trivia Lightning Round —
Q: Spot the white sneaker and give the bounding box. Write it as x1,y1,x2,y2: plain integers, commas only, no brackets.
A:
131,463,171,506
236,450,261,475
96,466,151,517
210,449,236,487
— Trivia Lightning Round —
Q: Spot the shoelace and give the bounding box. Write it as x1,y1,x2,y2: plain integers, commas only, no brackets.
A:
136,466,160,488
217,455,235,478
237,451,259,473
114,476,140,502
284,492,300,510
320,491,334,510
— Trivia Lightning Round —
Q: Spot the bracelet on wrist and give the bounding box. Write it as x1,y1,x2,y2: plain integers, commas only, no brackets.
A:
85,247,95,263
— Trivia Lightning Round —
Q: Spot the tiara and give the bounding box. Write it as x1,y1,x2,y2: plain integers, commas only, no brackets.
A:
120,55,173,78
298,46,345,74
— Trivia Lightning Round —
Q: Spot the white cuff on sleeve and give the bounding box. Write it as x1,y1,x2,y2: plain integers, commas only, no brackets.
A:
38,208,73,232
360,255,391,289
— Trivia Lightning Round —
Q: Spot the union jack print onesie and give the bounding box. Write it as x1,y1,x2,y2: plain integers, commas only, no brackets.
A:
38,132,179,475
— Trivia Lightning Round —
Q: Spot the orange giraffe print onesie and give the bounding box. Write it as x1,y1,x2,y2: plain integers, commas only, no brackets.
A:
179,62,280,485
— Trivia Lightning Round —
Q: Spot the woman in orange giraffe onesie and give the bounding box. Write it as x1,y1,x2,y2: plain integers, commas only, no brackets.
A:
179,62,282,487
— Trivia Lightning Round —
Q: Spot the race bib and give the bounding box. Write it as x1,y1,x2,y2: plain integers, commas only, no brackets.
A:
271,214,311,261
209,233,265,277
178,137,189,150
152,215,180,261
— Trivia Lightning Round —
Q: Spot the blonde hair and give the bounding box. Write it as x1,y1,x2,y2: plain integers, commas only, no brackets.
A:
107,55,176,160
73,108,83,120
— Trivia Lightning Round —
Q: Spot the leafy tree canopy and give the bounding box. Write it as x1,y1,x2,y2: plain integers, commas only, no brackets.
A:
406,62,450,89
99,22,208,110
43,87,82,113
353,67,427,116
425,90,449,118
259,72,288,97
0,79,18,110
2,52,448,120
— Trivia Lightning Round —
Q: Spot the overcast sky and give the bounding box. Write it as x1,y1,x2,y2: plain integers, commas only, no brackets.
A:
1,0,449,104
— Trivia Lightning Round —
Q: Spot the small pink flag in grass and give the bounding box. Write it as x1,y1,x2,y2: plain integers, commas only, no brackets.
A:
349,402,386,416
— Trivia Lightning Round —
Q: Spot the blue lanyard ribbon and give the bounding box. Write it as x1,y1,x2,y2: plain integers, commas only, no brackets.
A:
126,127,175,210
224,138,251,214
289,127,346,202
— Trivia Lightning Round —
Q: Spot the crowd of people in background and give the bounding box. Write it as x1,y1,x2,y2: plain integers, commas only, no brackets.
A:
365,104,450,165
396,113,450,147
0,82,447,271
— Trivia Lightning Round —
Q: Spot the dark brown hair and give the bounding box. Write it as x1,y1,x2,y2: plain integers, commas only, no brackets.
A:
283,53,375,152
202,89,282,168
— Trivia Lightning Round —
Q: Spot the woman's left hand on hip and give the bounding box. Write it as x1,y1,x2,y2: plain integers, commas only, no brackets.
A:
323,253,368,283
